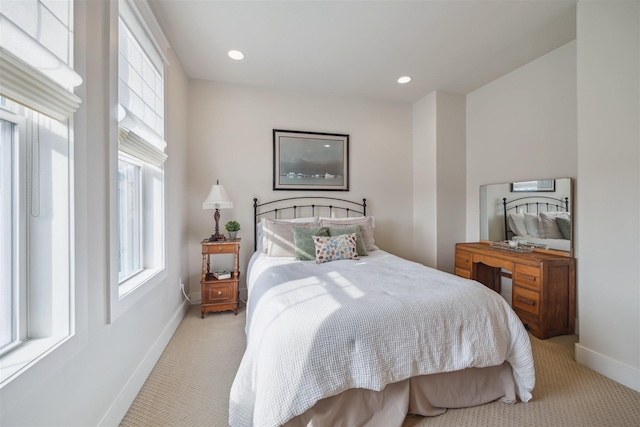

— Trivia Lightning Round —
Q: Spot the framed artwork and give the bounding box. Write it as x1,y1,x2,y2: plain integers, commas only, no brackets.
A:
273,129,349,191
511,179,556,192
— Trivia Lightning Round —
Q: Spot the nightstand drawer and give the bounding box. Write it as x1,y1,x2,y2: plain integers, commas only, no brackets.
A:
513,286,540,316
514,264,541,291
203,244,236,254
203,283,234,304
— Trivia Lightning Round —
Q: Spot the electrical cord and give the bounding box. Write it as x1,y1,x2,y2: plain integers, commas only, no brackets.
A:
181,282,191,302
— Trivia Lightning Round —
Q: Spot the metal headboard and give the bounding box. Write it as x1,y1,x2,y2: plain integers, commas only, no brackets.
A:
503,196,569,240
253,197,367,251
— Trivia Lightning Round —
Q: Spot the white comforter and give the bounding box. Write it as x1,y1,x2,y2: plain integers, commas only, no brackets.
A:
229,251,535,427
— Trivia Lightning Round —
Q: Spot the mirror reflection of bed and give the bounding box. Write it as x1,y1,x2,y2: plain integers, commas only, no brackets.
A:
480,178,573,252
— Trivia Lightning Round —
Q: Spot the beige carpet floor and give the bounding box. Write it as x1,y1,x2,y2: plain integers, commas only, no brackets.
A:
120,305,640,427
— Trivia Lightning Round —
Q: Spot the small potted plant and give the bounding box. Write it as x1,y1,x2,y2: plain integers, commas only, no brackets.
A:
225,220,241,240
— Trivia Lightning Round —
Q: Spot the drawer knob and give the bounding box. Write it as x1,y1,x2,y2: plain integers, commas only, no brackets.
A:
218,247,223,251
217,291,222,295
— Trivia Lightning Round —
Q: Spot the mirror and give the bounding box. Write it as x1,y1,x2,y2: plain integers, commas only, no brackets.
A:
479,178,573,253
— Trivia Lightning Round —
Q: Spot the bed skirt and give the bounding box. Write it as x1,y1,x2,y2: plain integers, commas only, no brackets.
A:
283,362,517,427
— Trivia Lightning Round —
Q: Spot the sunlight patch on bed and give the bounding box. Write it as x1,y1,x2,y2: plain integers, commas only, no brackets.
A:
325,270,365,299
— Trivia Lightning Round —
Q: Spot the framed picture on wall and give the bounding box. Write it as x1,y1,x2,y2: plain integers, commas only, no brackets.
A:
273,129,349,191
511,179,556,192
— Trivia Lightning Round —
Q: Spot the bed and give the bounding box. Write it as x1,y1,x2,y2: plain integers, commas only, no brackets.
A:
503,196,571,251
229,197,535,427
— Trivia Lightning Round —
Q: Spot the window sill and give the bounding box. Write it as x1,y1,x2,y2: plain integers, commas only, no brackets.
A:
119,267,162,299
109,266,166,323
0,334,72,388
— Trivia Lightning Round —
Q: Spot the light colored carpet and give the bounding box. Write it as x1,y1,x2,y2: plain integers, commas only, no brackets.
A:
120,305,640,427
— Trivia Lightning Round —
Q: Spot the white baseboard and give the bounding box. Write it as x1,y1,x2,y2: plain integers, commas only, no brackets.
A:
575,343,640,392
99,299,190,426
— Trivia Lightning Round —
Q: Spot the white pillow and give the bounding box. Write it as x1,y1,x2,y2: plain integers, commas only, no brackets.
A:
256,222,264,253
320,216,377,252
260,218,320,257
508,213,528,236
539,212,569,240
523,213,540,238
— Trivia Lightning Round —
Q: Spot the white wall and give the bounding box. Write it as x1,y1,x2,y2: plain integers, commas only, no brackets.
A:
412,92,466,272
186,81,413,299
575,0,640,392
412,93,437,267
0,1,191,425
435,92,466,273
466,41,578,241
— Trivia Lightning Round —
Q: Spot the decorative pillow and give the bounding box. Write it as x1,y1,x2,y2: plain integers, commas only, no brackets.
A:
539,212,568,240
291,226,329,261
555,216,571,240
320,216,377,252
261,218,321,257
312,233,359,264
507,213,528,236
523,213,540,238
327,225,367,256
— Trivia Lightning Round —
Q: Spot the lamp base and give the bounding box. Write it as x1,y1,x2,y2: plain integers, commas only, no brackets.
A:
208,208,226,242
208,232,226,242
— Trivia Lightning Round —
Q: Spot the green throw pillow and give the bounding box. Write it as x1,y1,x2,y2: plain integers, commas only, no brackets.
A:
555,216,571,240
292,226,329,260
328,225,368,256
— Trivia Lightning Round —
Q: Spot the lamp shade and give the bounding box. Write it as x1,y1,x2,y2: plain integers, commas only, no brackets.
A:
203,183,233,209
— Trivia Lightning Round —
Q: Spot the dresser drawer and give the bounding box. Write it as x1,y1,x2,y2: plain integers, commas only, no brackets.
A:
203,243,237,254
455,251,472,271
455,267,471,279
472,254,513,272
513,286,540,316
514,264,541,291
202,283,235,304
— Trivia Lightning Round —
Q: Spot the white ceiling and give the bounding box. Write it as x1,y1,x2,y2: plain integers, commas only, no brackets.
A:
149,0,577,104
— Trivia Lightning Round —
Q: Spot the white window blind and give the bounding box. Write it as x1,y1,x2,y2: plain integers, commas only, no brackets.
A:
0,0,82,121
118,0,168,165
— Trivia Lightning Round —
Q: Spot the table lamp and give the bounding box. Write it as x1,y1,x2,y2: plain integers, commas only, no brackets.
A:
203,180,233,241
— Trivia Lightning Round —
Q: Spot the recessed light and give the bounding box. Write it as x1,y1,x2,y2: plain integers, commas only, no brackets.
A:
228,50,244,60
397,76,411,84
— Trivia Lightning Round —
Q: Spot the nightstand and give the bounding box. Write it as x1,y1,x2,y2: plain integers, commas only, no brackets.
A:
200,238,240,317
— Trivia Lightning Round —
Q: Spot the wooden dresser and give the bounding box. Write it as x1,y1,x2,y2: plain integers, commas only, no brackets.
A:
455,242,575,339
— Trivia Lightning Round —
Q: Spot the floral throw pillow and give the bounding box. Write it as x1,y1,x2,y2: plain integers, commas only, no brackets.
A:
312,233,359,264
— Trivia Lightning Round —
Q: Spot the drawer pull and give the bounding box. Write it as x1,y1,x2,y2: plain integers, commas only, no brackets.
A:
516,296,536,306
520,274,537,282
218,247,223,251
217,291,222,295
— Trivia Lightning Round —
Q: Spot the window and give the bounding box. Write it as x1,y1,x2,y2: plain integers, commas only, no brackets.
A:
0,0,80,385
118,154,142,282
110,0,169,319
0,118,17,352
